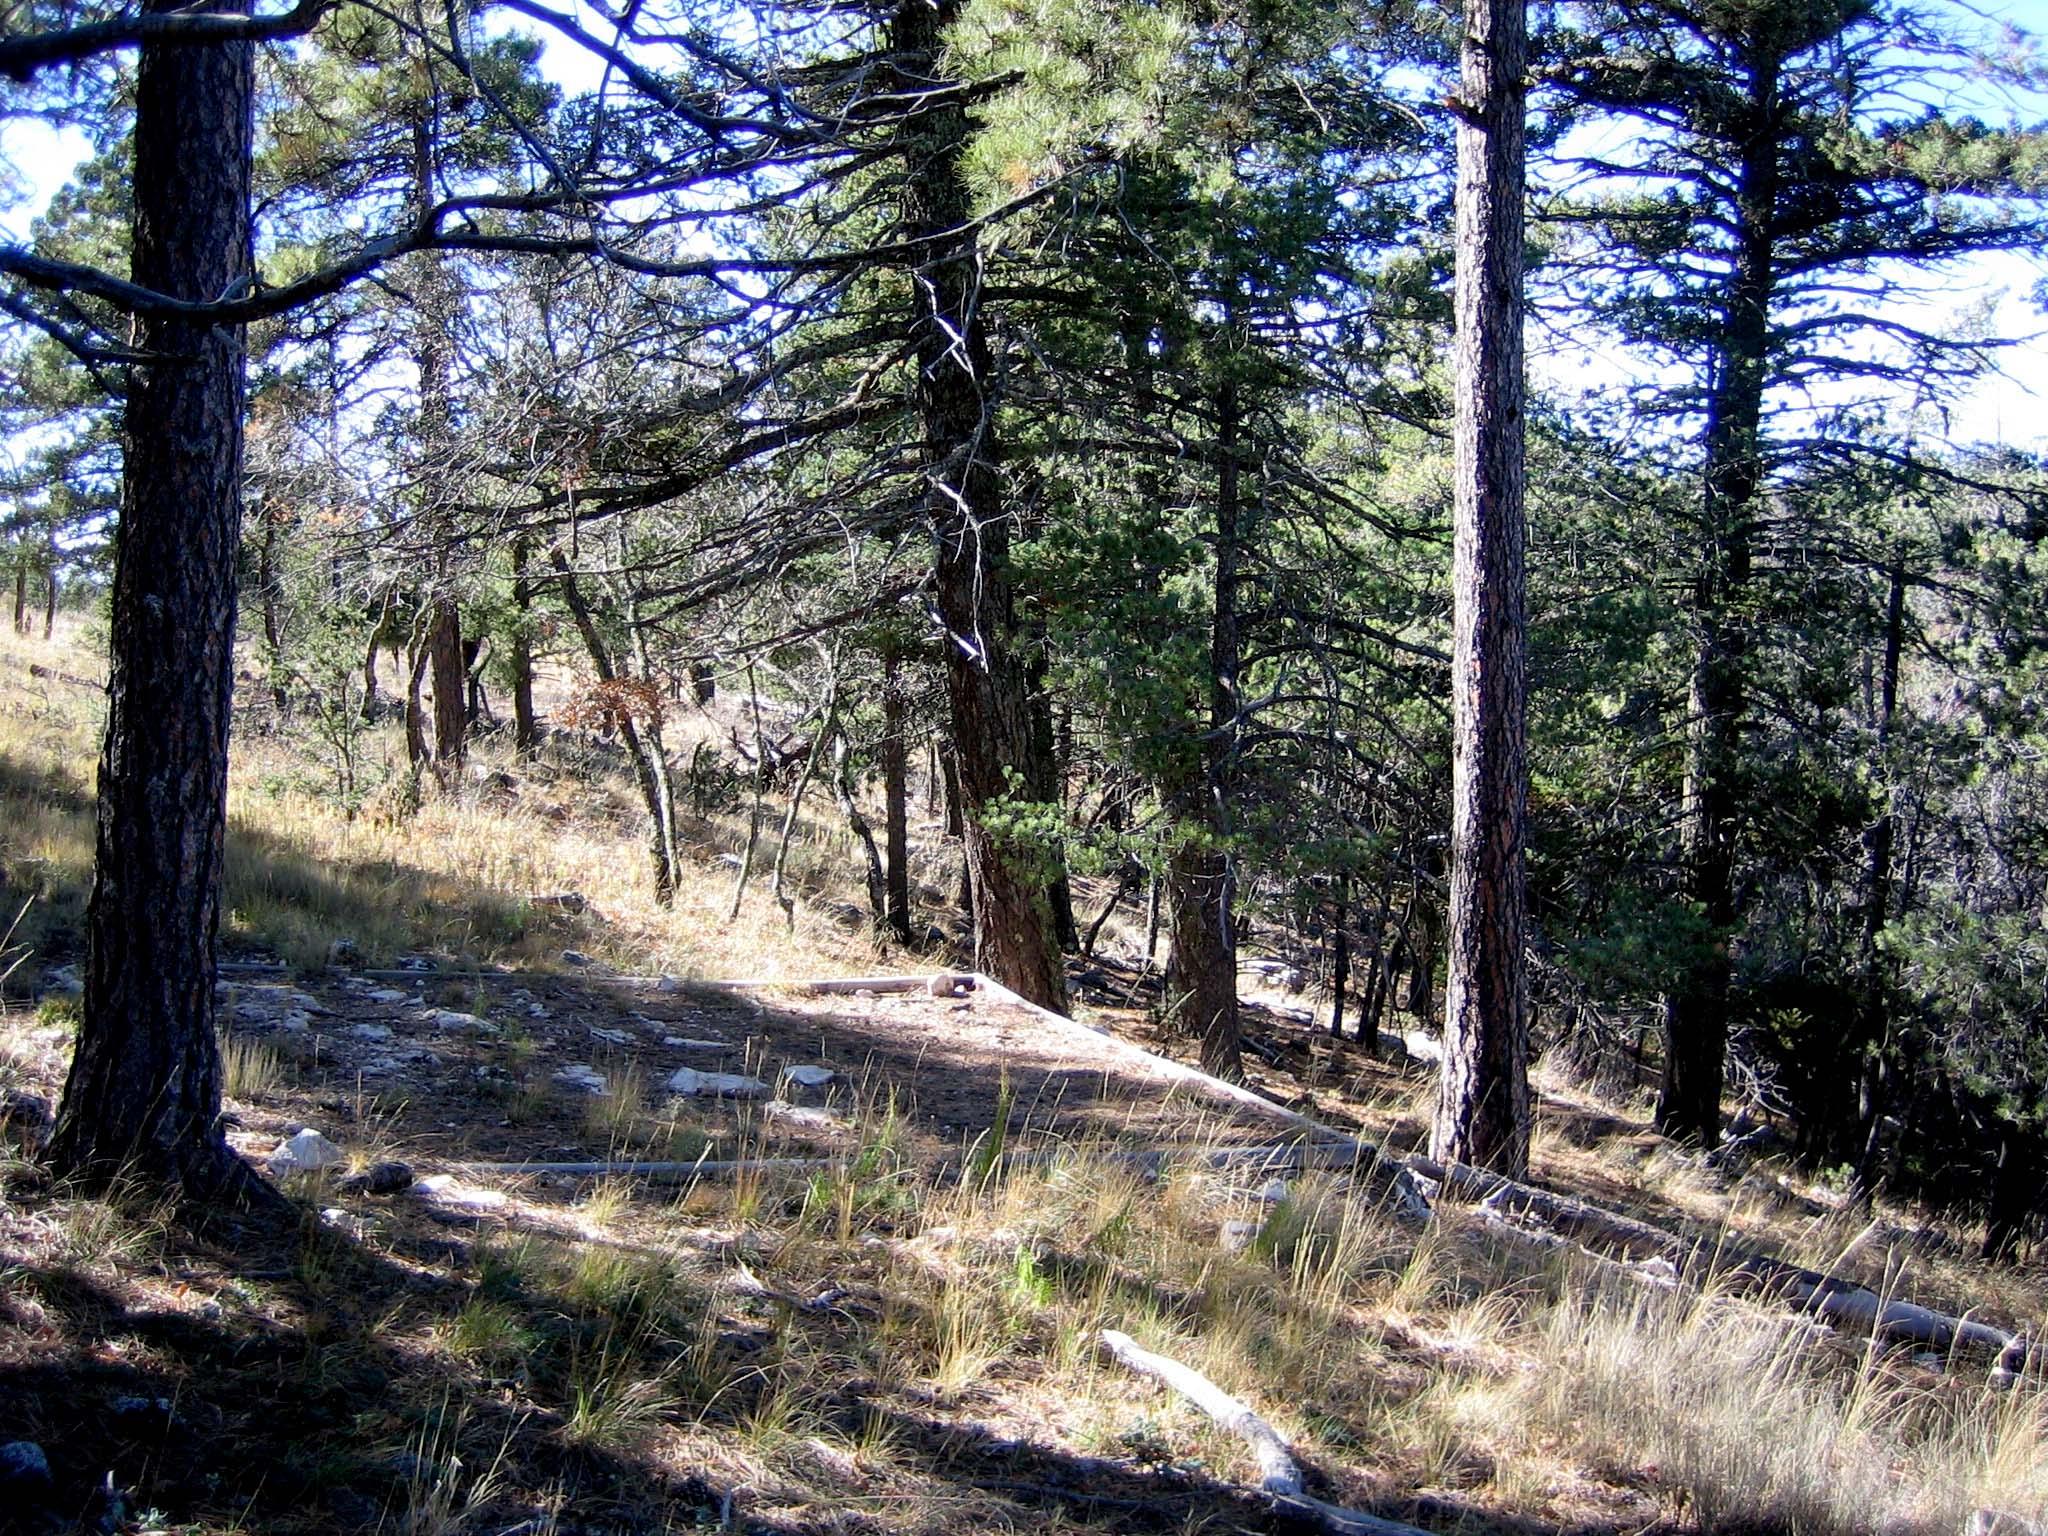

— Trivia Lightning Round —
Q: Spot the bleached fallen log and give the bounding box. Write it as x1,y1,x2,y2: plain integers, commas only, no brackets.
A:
451,1157,836,1180
1097,1329,1435,1536
1412,1154,2030,1375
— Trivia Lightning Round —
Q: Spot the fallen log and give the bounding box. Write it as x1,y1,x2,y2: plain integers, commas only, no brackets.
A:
1411,1154,2030,1378
1098,1328,1435,1536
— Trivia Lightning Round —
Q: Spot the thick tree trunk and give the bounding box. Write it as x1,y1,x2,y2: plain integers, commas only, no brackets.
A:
47,4,264,1201
1657,62,1778,1150
881,650,914,944
510,540,539,758
1433,0,1531,1176
895,0,1066,1011
426,597,466,772
1165,379,1246,1079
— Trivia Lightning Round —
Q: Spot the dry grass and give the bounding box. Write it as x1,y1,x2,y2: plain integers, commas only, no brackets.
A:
0,622,2044,1536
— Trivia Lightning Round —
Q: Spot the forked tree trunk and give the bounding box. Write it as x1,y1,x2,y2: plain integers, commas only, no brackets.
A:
895,0,1066,1011
1432,0,1531,1176
47,1,267,1201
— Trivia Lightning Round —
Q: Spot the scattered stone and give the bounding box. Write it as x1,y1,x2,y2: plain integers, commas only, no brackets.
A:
527,1003,547,1018
338,1160,414,1196
347,1023,394,1042
553,1063,608,1095
926,973,975,998
561,949,591,966
664,1036,730,1049
779,1064,837,1105
853,988,876,999
665,1066,768,1099
269,1127,347,1175
656,975,683,992
367,988,409,1004
588,1026,633,1046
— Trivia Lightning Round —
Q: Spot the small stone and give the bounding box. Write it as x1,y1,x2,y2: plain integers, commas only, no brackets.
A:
665,1066,768,1099
656,975,682,993
588,1026,633,1046
853,988,876,999
1220,1219,1261,1253
347,1023,393,1042
1257,1178,1291,1205
763,1100,847,1130
665,1036,729,1050
418,1008,495,1034
411,1175,508,1211
367,988,408,1004
270,1128,347,1175
561,949,591,966
553,1064,608,1096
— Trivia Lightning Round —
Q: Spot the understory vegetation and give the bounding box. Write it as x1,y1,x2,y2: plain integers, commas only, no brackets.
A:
0,620,2043,1536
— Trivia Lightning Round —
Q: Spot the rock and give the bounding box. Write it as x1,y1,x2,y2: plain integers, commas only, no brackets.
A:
779,1064,836,1104
269,1128,347,1175
763,1100,847,1130
665,1066,768,1099
411,1175,509,1212
561,949,591,967
1257,1178,1291,1205
1,1088,52,1129
0,1441,53,1497
417,1007,495,1034
338,1160,414,1195
588,1026,633,1046
347,1023,393,1042
664,1036,730,1050
107,1396,174,1424
926,973,975,998
1220,1219,1262,1253
553,1064,608,1096
656,975,683,992
43,965,81,996
367,987,409,1004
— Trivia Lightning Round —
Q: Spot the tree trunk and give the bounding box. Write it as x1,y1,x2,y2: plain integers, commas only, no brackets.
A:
1165,378,1246,1080
1849,556,1907,1186
895,0,1066,1011
47,1,265,1201
41,548,56,640
1657,60,1777,1150
881,650,914,944
510,540,539,758
1432,0,1531,1177
1328,876,1350,1038
257,506,288,715
427,597,466,772
12,562,26,635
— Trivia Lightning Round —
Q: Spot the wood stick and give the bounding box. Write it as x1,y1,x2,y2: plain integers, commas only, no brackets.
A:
1097,1329,1435,1536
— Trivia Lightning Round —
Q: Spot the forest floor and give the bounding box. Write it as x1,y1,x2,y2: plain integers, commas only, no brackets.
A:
0,621,2045,1536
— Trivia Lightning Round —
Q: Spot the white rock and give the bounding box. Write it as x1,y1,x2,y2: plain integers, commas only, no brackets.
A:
762,1100,846,1130
418,1008,495,1035
781,1065,835,1089
665,1066,767,1099
1257,1178,1292,1205
656,976,682,992
367,988,409,1004
664,1037,729,1050
588,1026,633,1046
411,1175,509,1211
553,1064,608,1096
270,1128,346,1175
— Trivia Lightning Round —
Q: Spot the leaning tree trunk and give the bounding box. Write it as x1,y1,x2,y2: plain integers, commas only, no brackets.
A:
1657,63,1777,1150
1432,0,1531,1177
47,3,264,1201
895,0,1066,1012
